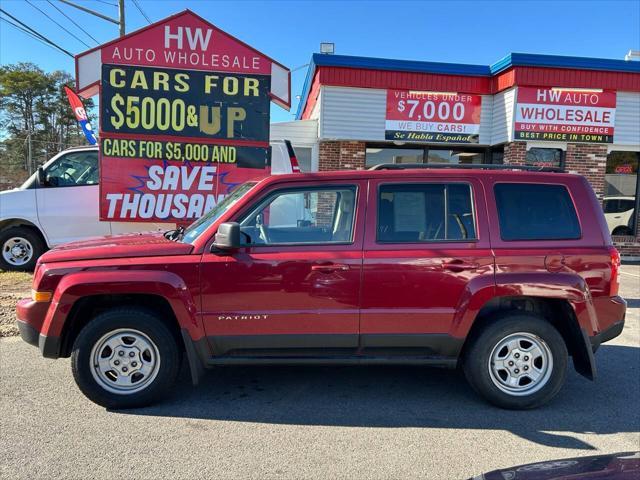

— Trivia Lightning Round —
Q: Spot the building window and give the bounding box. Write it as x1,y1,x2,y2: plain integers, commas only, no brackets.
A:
366,147,424,168
525,148,564,169
365,145,497,169
604,151,639,237
295,147,312,172
427,149,485,165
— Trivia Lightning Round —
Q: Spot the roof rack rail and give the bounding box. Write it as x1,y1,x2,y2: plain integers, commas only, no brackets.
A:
368,163,564,173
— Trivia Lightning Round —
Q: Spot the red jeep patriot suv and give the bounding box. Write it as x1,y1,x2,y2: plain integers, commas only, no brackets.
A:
16,164,626,409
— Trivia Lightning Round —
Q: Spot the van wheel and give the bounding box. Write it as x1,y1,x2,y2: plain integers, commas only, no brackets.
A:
463,313,567,409
71,307,181,409
0,226,45,271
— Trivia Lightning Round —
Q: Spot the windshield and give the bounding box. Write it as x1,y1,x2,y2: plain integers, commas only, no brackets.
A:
181,182,256,244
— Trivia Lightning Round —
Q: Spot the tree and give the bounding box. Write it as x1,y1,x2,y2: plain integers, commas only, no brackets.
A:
0,63,94,185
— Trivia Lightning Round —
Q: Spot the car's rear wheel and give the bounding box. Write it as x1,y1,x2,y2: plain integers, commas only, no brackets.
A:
71,307,181,409
463,313,568,409
0,226,45,271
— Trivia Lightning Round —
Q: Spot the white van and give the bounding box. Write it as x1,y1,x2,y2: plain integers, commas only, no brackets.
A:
0,142,298,270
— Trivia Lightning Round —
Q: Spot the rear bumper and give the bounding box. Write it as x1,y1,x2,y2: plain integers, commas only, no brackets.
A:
590,319,625,351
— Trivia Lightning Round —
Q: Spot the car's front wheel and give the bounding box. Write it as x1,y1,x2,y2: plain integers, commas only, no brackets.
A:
463,313,568,409
71,307,181,409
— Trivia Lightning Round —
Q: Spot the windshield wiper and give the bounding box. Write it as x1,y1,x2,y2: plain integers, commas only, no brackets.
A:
163,225,185,241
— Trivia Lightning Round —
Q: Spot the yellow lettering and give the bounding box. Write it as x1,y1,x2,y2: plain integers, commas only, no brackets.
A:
226,107,246,138
204,75,219,94
109,68,126,88
174,73,189,93
244,78,259,96
153,72,169,91
130,70,148,90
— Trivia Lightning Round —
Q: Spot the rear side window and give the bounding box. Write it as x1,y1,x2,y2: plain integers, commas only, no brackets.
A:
377,183,476,242
494,183,581,241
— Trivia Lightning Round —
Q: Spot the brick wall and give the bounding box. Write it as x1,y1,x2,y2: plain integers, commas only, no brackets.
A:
318,141,366,171
564,143,608,199
503,142,527,166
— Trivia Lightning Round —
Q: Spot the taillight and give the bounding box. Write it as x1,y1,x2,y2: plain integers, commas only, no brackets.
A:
609,246,621,297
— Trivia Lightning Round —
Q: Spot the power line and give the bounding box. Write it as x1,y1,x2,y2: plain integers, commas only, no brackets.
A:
91,0,117,6
47,0,99,45
0,16,63,55
0,8,74,57
132,0,151,24
25,0,91,49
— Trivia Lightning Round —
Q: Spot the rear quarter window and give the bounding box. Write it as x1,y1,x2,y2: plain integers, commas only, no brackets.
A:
494,183,581,241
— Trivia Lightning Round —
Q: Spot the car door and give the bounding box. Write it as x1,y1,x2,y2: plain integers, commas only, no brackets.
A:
199,180,366,356
360,177,494,356
36,149,111,246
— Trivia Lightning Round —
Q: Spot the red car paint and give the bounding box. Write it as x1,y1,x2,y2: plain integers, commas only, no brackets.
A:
16,168,626,380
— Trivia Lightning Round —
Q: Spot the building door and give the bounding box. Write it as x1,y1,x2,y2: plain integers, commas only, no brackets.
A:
360,177,494,356
199,180,366,356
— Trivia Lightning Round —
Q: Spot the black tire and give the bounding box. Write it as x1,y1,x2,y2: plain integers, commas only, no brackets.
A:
463,313,568,409
0,226,45,271
71,307,181,409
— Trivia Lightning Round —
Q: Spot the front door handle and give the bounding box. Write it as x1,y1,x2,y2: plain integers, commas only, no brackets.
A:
311,263,350,273
442,260,479,272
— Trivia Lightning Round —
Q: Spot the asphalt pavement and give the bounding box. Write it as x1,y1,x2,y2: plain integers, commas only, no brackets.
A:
1,265,638,479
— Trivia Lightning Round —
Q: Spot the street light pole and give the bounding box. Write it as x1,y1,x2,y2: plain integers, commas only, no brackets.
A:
58,0,123,37
118,0,125,37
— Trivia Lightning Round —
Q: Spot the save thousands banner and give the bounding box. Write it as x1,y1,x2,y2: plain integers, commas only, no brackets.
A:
514,87,616,143
385,90,482,143
74,10,290,222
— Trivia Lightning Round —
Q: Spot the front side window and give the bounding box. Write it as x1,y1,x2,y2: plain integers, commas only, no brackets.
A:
494,183,581,241
240,186,357,245
44,151,99,187
377,183,476,243
182,182,256,244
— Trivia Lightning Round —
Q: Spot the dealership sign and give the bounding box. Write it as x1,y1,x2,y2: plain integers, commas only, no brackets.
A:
74,10,290,222
514,87,616,143
385,90,482,143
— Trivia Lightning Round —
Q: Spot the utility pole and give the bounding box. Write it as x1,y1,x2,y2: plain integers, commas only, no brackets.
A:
58,0,124,37
118,0,125,37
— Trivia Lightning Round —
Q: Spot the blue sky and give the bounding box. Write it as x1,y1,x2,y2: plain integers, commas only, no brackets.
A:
1,0,639,122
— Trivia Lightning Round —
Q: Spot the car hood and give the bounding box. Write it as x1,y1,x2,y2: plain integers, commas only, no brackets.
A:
475,452,639,480
39,232,193,263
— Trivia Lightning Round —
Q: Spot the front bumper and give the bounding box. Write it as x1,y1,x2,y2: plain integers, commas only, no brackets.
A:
17,319,39,347
16,298,60,358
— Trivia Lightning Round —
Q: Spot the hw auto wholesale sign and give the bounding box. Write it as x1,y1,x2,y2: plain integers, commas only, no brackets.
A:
385,90,482,143
514,87,616,143
74,10,290,222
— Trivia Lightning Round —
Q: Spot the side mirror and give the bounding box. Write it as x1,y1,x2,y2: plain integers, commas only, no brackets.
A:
212,222,241,251
37,167,46,187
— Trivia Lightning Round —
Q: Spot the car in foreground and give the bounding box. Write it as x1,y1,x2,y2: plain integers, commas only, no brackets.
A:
16,164,626,409
470,451,639,479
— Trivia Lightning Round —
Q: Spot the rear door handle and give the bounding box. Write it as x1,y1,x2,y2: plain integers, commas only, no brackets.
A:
442,260,479,271
311,263,350,273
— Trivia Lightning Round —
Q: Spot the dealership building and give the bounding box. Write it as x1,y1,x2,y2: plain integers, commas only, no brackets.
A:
271,52,640,256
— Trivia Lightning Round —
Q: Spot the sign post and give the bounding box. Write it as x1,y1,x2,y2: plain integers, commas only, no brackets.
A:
74,10,290,223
